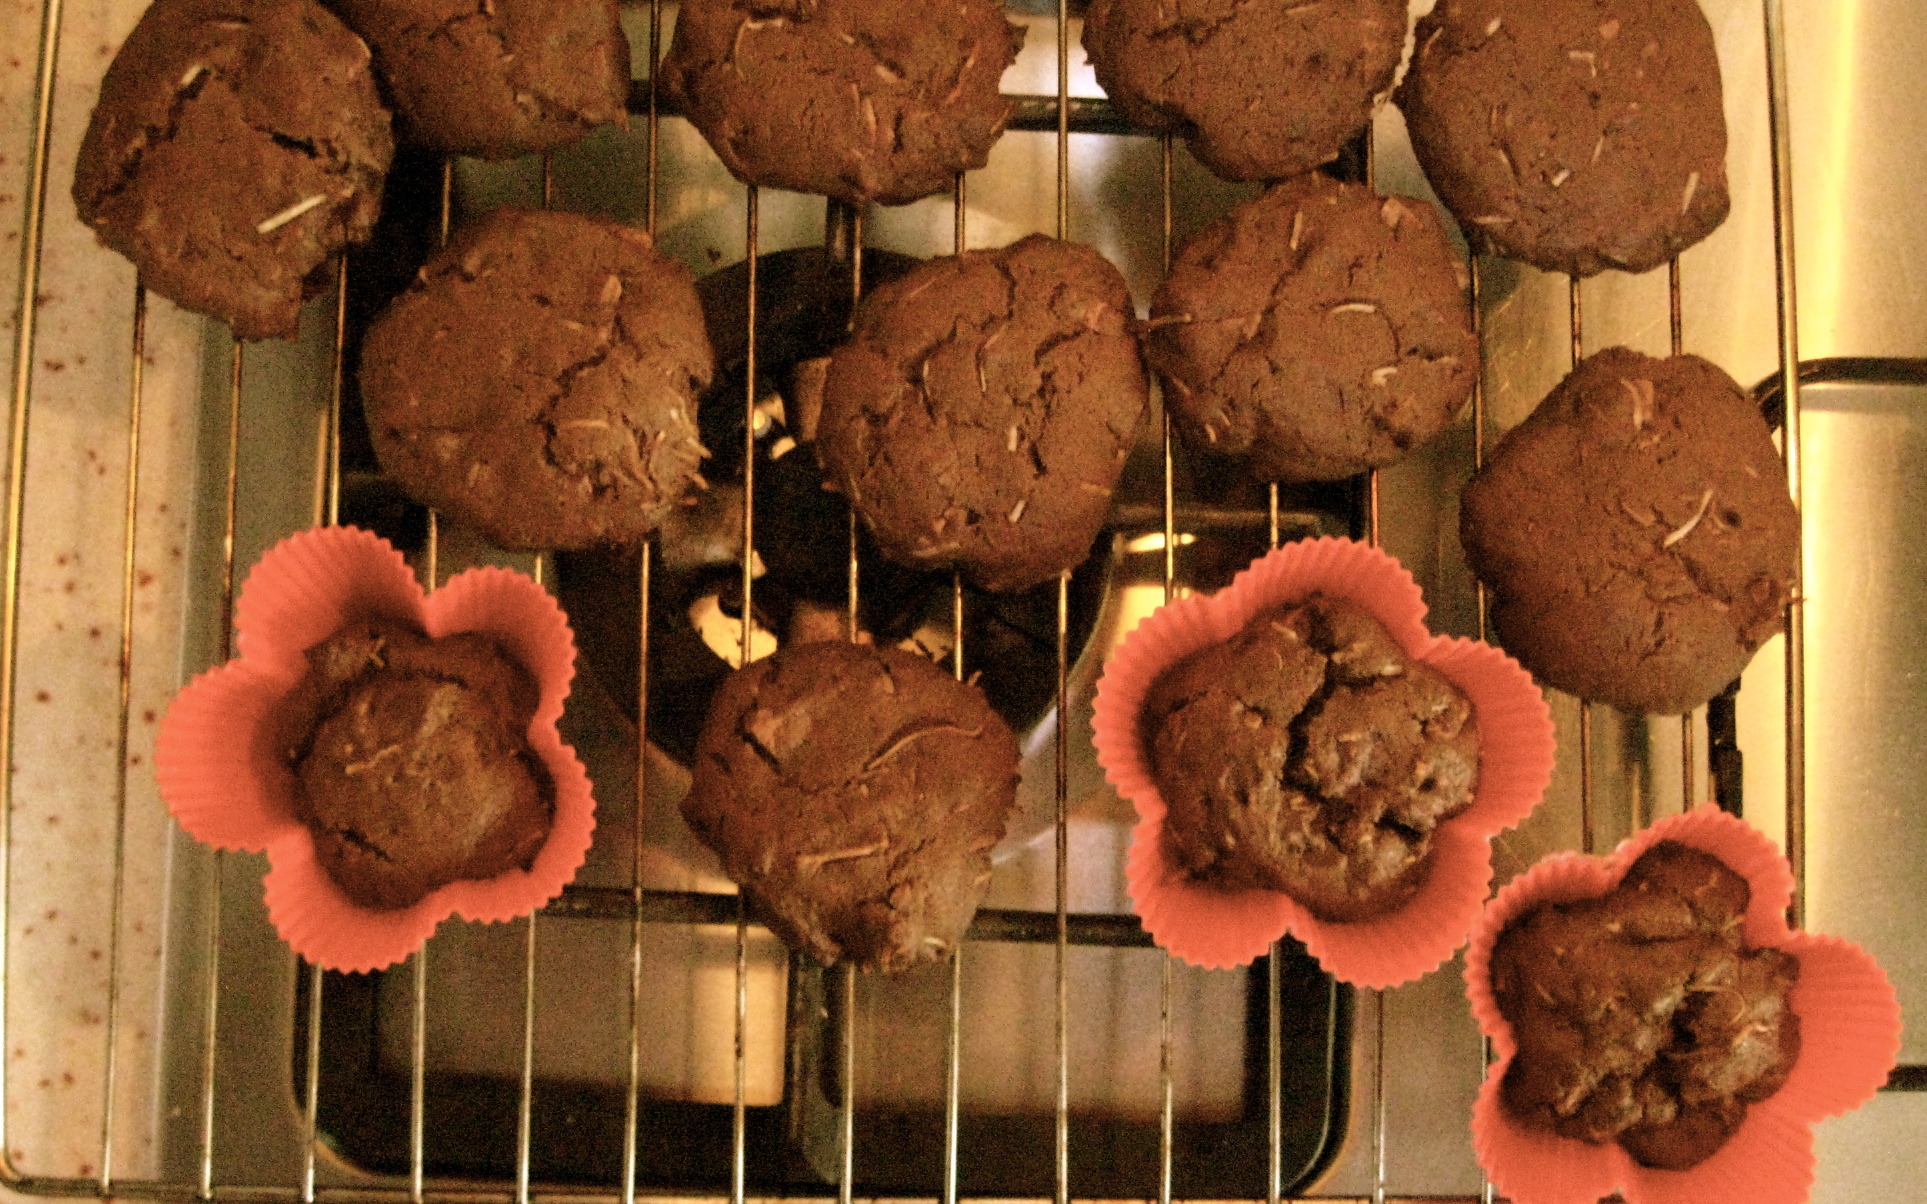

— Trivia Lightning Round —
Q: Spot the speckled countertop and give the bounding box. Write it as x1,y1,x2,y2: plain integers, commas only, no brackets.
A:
2,0,202,1184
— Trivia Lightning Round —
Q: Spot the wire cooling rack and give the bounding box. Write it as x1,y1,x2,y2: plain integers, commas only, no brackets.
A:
4,1,1879,1202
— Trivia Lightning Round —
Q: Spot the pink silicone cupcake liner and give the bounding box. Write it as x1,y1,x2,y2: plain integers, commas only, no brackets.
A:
1092,537,1556,983
1465,805,1902,1204
155,525,596,973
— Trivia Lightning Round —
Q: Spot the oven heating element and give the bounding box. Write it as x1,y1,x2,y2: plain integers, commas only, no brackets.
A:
1,1,1819,1202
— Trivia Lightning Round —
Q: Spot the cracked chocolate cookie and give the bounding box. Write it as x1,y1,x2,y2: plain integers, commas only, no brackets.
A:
817,234,1148,592
659,0,1024,205
282,620,554,910
1459,347,1796,715
1146,174,1478,483
1492,840,1801,1170
327,0,629,160
1145,594,1480,922
1082,0,1404,182
1395,0,1730,277
360,207,714,551
72,0,393,341
683,639,1020,971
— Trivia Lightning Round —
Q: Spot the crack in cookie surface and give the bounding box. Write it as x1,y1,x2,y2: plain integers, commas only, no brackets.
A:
1148,174,1477,483
819,235,1147,592
1146,594,1480,921
360,208,713,550
72,0,393,340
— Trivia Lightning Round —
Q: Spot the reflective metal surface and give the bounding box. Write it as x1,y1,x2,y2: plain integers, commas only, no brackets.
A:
1793,365,1927,1063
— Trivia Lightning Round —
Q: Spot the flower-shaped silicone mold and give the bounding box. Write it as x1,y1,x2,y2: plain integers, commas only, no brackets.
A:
1466,805,1901,1204
155,525,595,972
1092,537,1556,984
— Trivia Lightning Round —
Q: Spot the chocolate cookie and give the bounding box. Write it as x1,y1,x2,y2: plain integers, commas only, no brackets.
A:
1145,594,1480,921
816,235,1148,592
1459,348,1796,715
72,0,393,341
281,620,554,910
1396,0,1730,276
659,0,1023,205
1492,840,1801,1170
327,0,629,160
683,640,1020,971
1146,174,1478,483
360,207,714,551
1082,0,1405,182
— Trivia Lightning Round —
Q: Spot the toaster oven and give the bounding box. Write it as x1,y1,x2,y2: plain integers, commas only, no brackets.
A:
1,0,1920,1201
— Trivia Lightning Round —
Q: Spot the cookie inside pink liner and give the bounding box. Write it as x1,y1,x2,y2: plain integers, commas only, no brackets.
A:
1146,592,1481,921
1465,806,1901,1204
157,525,595,972
1093,537,1554,982
281,619,554,911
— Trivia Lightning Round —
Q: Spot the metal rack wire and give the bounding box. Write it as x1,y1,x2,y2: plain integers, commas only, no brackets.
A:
0,0,1830,1201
